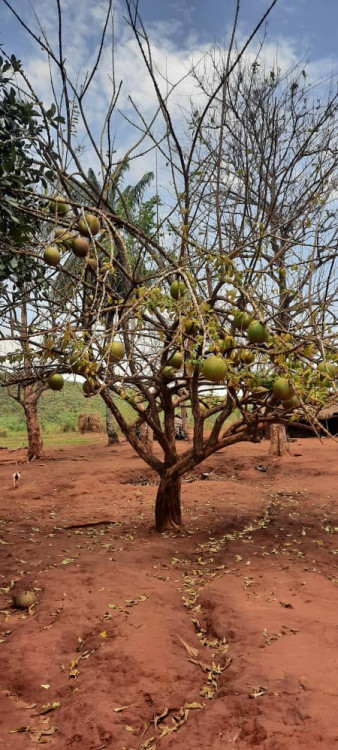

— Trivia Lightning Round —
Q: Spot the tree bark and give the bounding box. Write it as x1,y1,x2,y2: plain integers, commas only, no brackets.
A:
180,404,190,440
269,423,289,456
155,475,182,531
106,391,119,445
24,398,44,461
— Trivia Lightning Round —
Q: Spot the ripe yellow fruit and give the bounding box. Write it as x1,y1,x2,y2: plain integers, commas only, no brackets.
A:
78,214,100,237
202,355,227,383
44,246,61,266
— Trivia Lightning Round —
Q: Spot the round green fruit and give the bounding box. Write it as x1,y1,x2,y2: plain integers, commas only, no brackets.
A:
202,355,227,383
233,311,251,330
107,341,125,364
73,236,90,258
283,395,300,410
318,362,336,379
49,195,69,215
273,377,295,401
48,373,64,391
162,366,176,381
78,214,100,237
170,280,186,300
83,380,92,396
12,590,36,609
167,352,183,369
247,321,269,344
44,246,60,267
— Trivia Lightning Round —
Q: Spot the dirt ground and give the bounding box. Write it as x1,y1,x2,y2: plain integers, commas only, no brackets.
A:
0,436,338,750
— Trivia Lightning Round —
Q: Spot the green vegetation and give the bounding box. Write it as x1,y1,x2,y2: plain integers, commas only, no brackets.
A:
0,380,136,447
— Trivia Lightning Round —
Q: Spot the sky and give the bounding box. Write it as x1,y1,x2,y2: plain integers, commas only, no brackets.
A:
0,0,337,184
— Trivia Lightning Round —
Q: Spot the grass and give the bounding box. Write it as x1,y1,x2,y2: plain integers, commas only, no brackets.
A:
0,380,240,450
0,380,136,449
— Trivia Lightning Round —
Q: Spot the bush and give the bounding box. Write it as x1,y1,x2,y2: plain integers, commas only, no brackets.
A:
61,423,76,433
0,429,8,437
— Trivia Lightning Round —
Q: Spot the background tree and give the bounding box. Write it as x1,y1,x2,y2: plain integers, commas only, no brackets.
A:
1,0,337,530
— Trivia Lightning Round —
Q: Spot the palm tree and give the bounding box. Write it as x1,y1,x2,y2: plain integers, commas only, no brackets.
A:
62,162,159,444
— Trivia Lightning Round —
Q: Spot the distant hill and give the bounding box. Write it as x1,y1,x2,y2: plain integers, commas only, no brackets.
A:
0,380,135,435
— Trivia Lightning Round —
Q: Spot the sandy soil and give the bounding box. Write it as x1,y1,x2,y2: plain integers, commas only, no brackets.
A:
0,436,337,749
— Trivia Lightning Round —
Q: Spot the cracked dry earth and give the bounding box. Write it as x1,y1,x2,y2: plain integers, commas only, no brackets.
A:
0,437,338,749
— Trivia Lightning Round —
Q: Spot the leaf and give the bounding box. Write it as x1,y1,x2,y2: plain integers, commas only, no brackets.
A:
39,702,60,715
125,725,134,732
100,631,107,638
113,705,129,713
40,685,50,690
176,634,199,658
61,558,75,565
9,726,30,733
184,702,203,709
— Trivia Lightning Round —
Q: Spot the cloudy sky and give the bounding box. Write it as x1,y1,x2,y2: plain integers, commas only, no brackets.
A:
1,0,337,185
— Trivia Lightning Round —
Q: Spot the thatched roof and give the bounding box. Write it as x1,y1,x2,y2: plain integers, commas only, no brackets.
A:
317,401,338,420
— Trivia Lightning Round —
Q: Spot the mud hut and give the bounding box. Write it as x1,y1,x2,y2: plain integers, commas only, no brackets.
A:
287,400,338,438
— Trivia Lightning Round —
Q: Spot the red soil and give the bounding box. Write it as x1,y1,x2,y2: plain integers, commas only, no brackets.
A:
0,436,337,749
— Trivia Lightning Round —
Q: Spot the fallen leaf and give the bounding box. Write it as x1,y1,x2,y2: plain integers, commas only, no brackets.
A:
9,726,30,733
125,725,134,732
40,685,50,690
176,634,199,658
61,558,75,565
184,702,203,709
100,631,107,638
39,702,60,715
113,705,129,713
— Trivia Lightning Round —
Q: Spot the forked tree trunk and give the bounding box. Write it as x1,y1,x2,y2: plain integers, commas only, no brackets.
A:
106,393,119,445
269,423,289,456
155,475,182,531
24,400,44,461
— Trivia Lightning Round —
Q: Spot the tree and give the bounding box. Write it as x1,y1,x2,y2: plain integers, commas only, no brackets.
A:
1,0,337,529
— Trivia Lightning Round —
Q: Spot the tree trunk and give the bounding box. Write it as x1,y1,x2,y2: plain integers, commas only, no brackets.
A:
106,392,119,445
24,400,44,461
269,423,289,456
180,404,190,440
155,475,182,531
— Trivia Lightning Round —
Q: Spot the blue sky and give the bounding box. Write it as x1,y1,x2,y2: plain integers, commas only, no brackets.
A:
1,0,337,184
2,0,338,64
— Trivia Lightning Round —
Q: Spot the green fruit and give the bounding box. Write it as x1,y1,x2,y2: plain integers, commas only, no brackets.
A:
233,311,251,330
170,280,186,300
48,373,64,391
167,352,183,369
318,362,336,379
78,214,100,237
247,321,269,344
49,195,69,215
202,355,227,383
273,377,295,401
162,366,176,380
12,591,36,609
82,380,92,396
107,341,125,364
44,246,60,267
283,395,300,410
73,236,90,258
